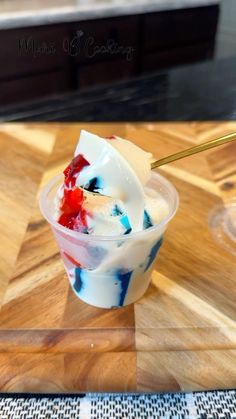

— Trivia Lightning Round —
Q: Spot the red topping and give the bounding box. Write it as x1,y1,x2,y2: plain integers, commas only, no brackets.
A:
58,153,91,232
61,188,84,214
106,135,116,140
58,213,77,230
58,187,89,231
63,251,81,268
64,154,90,187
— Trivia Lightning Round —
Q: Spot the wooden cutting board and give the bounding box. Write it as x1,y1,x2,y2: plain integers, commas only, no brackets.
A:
0,122,236,393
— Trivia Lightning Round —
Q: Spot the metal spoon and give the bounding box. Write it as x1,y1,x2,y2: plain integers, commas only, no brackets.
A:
79,132,236,196
151,132,236,170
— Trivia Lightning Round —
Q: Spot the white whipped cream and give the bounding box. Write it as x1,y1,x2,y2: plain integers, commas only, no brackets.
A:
74,130,152,232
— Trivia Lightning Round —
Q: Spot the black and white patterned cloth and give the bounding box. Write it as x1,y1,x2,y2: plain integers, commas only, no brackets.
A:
0,390,235,418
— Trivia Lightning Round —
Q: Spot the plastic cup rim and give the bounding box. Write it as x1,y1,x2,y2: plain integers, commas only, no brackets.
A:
39,171,179,242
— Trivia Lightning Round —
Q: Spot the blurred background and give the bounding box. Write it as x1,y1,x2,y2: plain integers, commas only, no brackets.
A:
0,0,235,121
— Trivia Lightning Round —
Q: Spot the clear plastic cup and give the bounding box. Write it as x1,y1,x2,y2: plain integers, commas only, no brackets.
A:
39,172,179,308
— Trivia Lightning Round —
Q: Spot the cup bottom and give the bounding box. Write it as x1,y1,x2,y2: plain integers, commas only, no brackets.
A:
69,273,152,309
65,263,155,309
60,237,163,309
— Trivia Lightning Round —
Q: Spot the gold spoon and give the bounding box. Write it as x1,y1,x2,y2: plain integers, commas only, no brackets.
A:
151,132,236,170
79,132,236,196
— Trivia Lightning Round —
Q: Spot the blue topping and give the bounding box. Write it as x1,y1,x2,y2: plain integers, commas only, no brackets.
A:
124,228,132,235
144,237,163,272
74,267,83,294
116,269,133,306
111,204,123,216
143,210,153,230
112,206,132,235
120,215,132,235
84,176,103,193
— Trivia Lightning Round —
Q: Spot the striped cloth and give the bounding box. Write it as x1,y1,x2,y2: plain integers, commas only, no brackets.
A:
0,390,235,418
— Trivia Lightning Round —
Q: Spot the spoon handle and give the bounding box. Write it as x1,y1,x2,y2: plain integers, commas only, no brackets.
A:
151,132,236,170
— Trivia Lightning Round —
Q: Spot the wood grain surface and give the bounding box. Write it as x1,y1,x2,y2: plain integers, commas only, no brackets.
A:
0,122,235,393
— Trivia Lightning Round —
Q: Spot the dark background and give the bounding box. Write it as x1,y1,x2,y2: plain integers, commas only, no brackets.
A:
0,0,236,121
